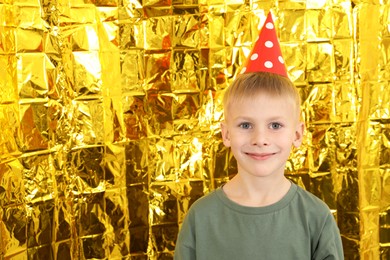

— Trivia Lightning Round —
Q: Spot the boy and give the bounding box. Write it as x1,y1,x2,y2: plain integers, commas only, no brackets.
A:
174,12,344,260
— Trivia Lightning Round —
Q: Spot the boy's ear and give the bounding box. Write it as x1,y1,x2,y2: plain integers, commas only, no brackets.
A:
220,122,231,147
293,122,305,148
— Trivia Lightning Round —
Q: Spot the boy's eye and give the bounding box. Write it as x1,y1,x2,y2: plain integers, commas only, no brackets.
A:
270,122,282,129
239,122,252,129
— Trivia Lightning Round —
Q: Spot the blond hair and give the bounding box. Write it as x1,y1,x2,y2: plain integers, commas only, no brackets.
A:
223,72,301,119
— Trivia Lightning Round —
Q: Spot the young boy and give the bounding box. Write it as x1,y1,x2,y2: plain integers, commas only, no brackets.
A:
174,12,344,260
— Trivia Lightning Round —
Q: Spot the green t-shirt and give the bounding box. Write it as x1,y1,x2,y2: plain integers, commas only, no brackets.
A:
174,183,344,260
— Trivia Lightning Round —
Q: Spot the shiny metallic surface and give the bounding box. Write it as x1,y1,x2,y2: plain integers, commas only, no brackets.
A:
0,0,389,259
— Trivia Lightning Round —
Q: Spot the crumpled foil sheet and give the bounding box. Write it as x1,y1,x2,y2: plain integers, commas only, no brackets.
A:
0,0,389,259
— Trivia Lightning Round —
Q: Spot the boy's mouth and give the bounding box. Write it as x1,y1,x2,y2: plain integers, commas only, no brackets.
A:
245,152,275,160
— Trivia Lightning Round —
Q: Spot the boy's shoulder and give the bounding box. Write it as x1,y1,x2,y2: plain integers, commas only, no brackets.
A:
185,187,226,218
189,188,221,210
293,183,333,215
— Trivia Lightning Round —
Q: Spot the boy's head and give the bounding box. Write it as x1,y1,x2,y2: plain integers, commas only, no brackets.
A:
220,71,304,178
220,13,304,178
223,72,301,123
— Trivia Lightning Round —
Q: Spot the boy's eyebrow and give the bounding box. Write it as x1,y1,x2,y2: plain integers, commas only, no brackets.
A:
231,116,253,121
266,116,289,121
231,115,289,122
230,115,256,122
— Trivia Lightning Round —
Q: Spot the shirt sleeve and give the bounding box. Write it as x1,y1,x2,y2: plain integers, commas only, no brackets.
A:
313,213,344,260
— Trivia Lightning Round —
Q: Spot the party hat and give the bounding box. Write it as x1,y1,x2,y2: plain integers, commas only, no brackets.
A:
240,12,288,77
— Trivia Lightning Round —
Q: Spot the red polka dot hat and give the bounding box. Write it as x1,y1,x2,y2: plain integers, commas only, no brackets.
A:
240,12,288,78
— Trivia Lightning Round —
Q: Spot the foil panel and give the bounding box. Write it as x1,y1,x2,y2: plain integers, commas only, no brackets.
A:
0,0,389,259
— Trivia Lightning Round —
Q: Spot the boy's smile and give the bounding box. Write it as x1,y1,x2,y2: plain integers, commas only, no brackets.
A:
221,92,304,180
245,151,276,161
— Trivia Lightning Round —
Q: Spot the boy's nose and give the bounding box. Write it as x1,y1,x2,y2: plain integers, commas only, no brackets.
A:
251,129,270,146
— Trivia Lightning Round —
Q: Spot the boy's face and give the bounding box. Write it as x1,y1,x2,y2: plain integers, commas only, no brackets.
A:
221,92,304,180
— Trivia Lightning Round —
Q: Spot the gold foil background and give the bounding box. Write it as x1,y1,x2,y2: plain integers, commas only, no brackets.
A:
0,0,389,259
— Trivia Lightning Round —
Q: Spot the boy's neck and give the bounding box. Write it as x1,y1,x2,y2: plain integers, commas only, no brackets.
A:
222,174,291,207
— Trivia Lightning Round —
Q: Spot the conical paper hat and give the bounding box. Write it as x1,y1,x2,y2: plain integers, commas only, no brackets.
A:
240,12,288,77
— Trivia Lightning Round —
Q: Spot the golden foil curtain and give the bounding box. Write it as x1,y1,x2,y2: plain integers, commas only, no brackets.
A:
0,0,389,259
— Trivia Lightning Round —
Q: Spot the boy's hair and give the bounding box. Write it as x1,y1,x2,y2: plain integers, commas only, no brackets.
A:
223,72,301,118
